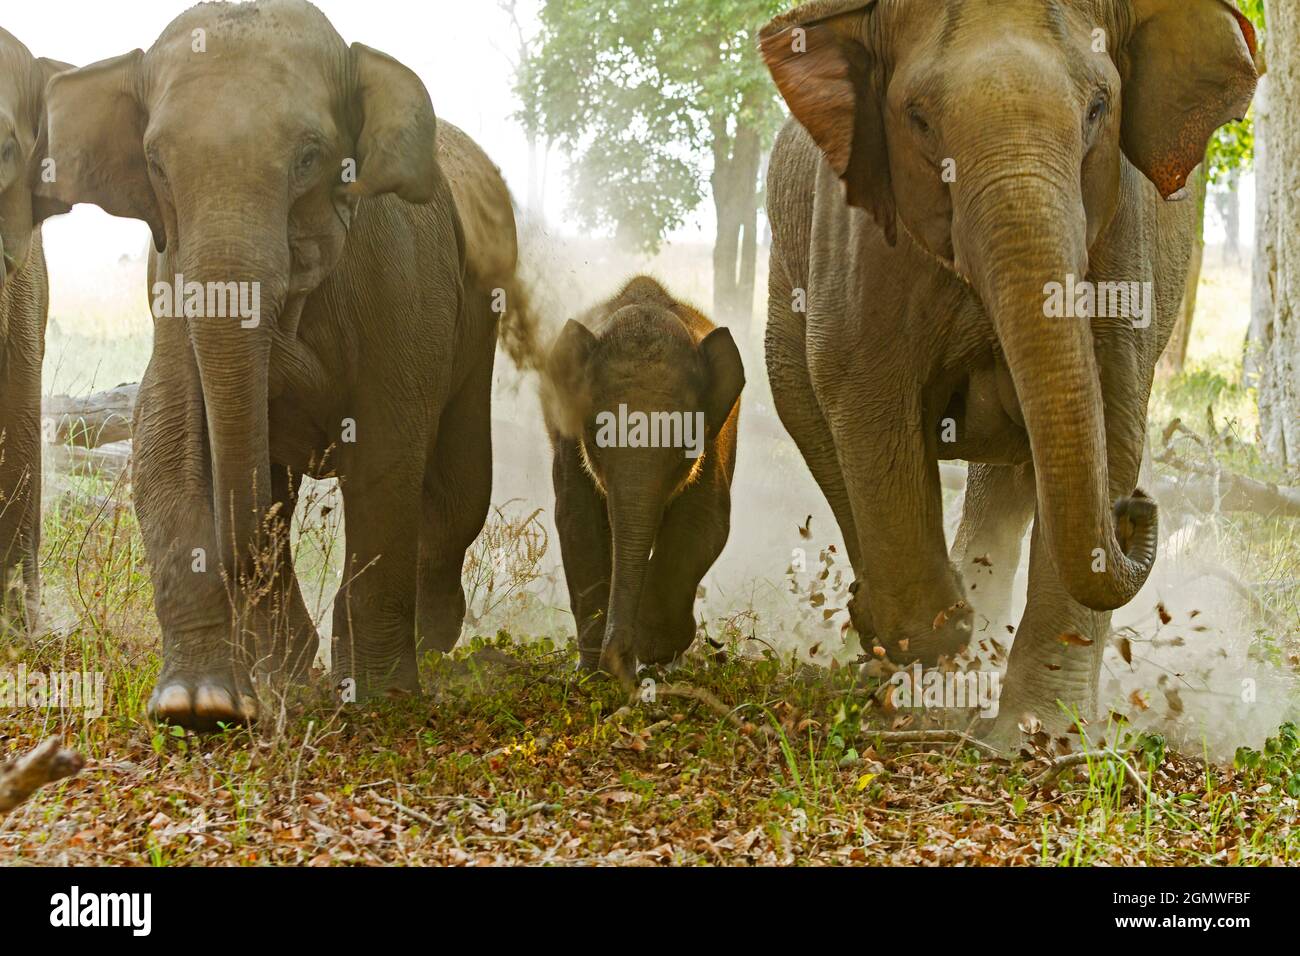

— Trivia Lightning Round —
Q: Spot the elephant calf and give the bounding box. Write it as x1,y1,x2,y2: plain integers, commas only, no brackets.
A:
0,30,70,631
545,277,745,686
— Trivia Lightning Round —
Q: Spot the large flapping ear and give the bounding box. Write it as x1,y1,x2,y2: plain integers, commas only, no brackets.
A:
759,0,894,243
40,51,166,250
543,320,598,439
1118,0,1258,199
349,43,439,205
29,57,75,224
699,327,745,438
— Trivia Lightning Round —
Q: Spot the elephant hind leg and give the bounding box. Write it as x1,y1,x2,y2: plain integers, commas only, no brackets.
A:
415,346,494,656
765,256,871,639
950,463,1035,644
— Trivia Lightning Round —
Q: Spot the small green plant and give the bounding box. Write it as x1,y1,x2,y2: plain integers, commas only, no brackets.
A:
1234,723,1300,797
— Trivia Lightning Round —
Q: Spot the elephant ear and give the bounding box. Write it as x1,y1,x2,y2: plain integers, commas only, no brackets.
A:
759,0,894,244
39,51,165,250
349,43,440,205
29,57,75,224
544,320,598,439
1119,0,1258,199
699,327,745,438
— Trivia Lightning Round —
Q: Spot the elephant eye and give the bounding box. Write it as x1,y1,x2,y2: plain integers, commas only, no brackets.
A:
1087,94,1109,125
147,156,168,184
907,107,931,136
296,146,321,177
1,138,17,164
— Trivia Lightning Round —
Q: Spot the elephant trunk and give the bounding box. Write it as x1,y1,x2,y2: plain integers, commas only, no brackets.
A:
954,160,1156,612
600,469,667,687
178,209,286,580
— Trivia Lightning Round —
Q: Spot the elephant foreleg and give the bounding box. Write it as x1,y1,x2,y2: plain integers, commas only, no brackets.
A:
552,438,612,672
822,382,970,665
416,347,494,657
331,456,423,700
634,479,730,666
0,334,43,636
135,348,258,729
765,259,870,637
983,329,1151,747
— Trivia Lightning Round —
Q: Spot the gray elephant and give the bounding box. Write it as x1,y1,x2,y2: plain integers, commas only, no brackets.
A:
760,0,1257,746
545,277,745,687
39,0,522,728
0,29,71,632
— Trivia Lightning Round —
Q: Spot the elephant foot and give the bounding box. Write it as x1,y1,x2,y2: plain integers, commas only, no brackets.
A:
633,612,695,667
882,602,975,668
599,638,638,693
149,674,258,731
846,580,877,647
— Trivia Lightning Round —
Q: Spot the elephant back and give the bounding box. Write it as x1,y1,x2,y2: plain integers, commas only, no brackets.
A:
436,122,519,292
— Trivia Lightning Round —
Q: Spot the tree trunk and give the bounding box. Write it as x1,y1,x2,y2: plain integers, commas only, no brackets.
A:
710,115,762,326
1246,73,1272,387
1256,3,1300,468
1223,171,1242,267
1158,166,1209,377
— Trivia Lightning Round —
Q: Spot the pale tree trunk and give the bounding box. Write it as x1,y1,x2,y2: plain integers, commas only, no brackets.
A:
711,113,763,326
1223,172,1242,266
1255,4,1300,468
1158,166,1209,376
1246,73,1272,387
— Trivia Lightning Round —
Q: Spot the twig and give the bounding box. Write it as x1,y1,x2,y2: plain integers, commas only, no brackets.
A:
0,739,85,814
641,683,765,750
371,794,438,829
1030,747,1159,803
869,729,1004,760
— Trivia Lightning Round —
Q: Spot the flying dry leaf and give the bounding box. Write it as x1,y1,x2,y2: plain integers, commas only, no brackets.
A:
1058,632,1094,647
798,515,813,539
1130,690,1150,712
1116,636,1133,665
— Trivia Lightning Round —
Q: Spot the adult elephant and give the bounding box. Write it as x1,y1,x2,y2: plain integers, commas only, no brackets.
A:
0,30,71,632
760,0,1257,746
40,0,521,728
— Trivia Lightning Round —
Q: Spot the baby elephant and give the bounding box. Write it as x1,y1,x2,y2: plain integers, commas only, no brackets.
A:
545,277,745,687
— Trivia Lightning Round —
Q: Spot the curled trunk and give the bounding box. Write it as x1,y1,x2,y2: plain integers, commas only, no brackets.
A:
955,164,1157,611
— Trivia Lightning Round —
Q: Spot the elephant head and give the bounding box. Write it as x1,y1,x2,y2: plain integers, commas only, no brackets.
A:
547,282,744,681
0,28,71,297
37,0,440,577
761,0,1257,611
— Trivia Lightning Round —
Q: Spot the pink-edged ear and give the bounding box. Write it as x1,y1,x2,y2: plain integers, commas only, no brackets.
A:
1119,0,1258,199
759,1,895,244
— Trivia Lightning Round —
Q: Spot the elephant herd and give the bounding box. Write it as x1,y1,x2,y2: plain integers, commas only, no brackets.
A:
0,0,1257,749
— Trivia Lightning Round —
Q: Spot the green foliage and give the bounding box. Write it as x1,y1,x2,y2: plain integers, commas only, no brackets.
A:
1234,723,1300,798
1206,0,1266,184
528,0,788,253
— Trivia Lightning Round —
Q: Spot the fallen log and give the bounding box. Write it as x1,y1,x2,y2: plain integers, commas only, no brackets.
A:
0,738,84,814
48,440,132,480
42,384,137,449
1152,453,1300,519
